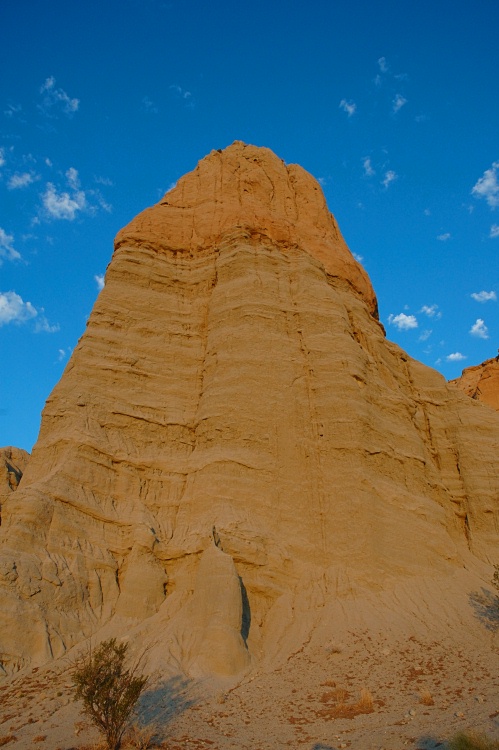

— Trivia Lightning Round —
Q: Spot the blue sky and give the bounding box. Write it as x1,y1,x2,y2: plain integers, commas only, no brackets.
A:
1,0,498,452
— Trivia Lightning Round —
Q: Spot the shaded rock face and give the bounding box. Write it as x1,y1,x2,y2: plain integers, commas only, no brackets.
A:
0,143,498,678
0,447,29,496
450,356,499,412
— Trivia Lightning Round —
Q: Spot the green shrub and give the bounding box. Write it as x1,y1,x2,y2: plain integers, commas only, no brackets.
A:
448,732,499,750
72,638,148,750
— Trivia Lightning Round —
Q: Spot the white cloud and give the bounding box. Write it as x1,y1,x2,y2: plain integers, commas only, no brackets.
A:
420,304,439,317
419,329,432,342
66,167,80,189
34,315,59,333
353,253,364,263
471,161,499,208
0,228,21,263
470,318,489,339
490,224,499,238
362,157,375,177
471,290,496,302
392,94,407,113
8,171,37,190
437,232,451,241
388,312,418,330
42,182,86,220
94,274,105,290
0,147,5,168
0,291,37,326
39,76,79,116
339,99,356,117
446,352,466,362
382,170,397,188
378,56,388,73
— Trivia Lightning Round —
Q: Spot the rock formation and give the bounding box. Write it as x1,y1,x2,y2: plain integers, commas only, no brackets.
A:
0,447,30,524
450,356,499,412
0,447,29,495
0,142,498,680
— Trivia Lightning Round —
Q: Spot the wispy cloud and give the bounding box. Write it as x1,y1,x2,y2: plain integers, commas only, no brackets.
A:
34,315,60,333
339,99,356,117
388,312,418,330
490,224,499,238
169,85,194,108
94,175,114,186
420,304,441,318
362,157,375,177
8,171,38,190
4,103,23,119
470,318,489,339
0,290,37,326
471,290,496,302
419,329,432,341
392,94,407,113
437,232,451,241
94,274,105,291
39,76,79,117
0,228,21,263
0,147,5,168
472,161,499,208
378,56,388,73
382,170,397,188
142,96,158,114
446,352,466,362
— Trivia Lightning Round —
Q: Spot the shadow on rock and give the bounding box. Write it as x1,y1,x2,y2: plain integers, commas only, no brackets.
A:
311,745,337,750
138,674,198,741
469,588,499,631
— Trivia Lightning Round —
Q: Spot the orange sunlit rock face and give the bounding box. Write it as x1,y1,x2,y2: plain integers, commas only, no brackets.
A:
0,143,498,680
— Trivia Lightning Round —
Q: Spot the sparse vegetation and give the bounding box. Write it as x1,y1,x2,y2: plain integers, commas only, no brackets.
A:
492,565,499,599
448,731,499,750
419,688,435,706
126,722,157,749
72,638,149,750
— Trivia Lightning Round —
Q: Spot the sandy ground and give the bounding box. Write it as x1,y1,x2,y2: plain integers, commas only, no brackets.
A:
1,623,498,750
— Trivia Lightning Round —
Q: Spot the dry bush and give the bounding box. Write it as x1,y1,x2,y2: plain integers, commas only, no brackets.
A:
358,688,373,712
316,687,374,719
73,639,149,750
419,688,434,706
448,732,499,750
125,723,157,749
32,736,47,743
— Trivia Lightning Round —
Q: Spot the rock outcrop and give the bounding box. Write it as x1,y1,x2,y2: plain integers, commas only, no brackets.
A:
450,356,499,412
0,143,498,679
0,447,30,526
0,447,29,495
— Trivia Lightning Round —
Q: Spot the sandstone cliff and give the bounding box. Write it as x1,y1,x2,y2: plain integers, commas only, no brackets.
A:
0,447,30,526
0,143,498,680
450,356,499,412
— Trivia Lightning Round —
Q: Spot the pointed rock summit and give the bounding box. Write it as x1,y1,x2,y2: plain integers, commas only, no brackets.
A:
451,356,499,412
1,143,498,680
